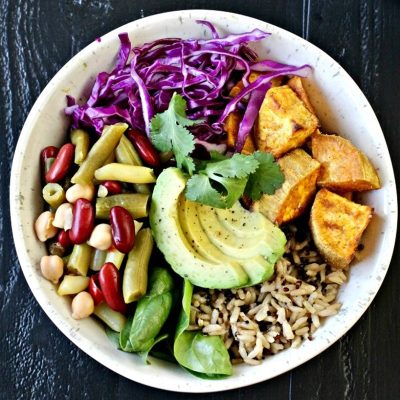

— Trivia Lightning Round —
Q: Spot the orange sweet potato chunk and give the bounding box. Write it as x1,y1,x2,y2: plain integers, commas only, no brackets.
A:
310,188,373,269
311,132,380,191
254,86,318,158
252,149,320,225
224,111,255,155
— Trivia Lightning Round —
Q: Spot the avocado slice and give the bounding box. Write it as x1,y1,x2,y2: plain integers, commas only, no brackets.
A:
215,202,268,238
181,198,275,285
150,167,287,289
150,168,248,289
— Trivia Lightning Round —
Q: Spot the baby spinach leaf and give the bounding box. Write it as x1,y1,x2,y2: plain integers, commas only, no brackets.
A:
106,327,121,350
173,280,233,378
129,268,174,353
139,333,169,364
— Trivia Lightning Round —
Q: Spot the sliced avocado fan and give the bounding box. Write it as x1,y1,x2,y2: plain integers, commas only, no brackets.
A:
149,167,286,289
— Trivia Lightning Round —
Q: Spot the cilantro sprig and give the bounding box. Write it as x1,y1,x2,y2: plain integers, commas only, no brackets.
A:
150,93,198,174
150,93,284,209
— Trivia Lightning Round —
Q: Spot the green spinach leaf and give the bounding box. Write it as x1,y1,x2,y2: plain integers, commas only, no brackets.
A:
173,280,233,378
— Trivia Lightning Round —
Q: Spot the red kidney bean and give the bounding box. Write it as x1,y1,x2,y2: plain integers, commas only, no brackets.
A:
102,180,123,195
89,274,104,305
57,230,72,249
45,143,75,183
69,198,94,244
127,129,160,167
110,206,135,254
98,262,127,313
40,146,59,167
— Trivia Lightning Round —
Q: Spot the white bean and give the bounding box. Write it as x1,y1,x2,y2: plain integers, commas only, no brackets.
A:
71,291,94,320
40,255,64,284
87,224,112,250
66,183,95,203
35,211,58,242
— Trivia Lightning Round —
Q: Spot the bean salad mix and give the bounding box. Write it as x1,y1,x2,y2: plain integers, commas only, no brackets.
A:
33,21,379,378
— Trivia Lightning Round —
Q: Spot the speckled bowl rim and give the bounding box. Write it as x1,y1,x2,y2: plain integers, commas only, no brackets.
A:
10,10,397,393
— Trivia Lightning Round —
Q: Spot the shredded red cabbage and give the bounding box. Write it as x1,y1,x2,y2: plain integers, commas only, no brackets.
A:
65,21,311,152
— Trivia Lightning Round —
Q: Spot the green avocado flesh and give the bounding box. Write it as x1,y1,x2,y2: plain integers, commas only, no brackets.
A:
149,167,287,289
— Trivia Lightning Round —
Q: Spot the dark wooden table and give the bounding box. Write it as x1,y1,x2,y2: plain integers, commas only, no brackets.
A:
1,1,399,399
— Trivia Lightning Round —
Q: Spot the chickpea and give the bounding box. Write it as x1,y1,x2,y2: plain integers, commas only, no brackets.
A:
53,203,73,229
71,291,94,320
35,211,58,242
40,255,64,284
87,223,112,250
66,183,95,204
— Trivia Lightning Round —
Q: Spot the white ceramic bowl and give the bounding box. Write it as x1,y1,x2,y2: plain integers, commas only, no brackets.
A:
10,10,397,393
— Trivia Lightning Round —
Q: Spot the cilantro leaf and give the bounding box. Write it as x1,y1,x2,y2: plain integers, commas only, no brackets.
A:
185,173,248,209
209,151,229,161
185,174,226,208
185,153,256,208
150,93,198,175
204,153,259,179
244,151,284,200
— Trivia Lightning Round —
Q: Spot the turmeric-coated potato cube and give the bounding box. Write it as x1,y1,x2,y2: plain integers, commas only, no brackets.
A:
252,149,320,225
310,188,373,269
287,76,315,113
229,72,283,98
312,132,380,191
224,111,256,155
255,85,319,158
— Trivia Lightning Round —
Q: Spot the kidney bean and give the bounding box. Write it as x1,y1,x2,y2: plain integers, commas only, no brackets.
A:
41,146,58,167
69,198,94,244
110,206,135,254
127,129,160,168
89,274,104,305
45,143,75,183
102,180,123,195
57,230,72,249
98,262,127,313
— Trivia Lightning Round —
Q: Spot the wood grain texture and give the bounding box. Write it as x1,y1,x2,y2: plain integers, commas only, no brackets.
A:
0,0,399,399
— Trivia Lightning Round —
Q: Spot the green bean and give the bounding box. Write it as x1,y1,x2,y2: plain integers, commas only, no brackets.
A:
104,150,115,166
95,194,149,219
115,135,150,194
70,129,89,165
104,247,125,270
132,184,151,194
129,268,174,352
115,135,143,166
67,243,93,276
57,275,89,296
94,164,156,184
94,302,127,332
90,248,107,272
123,228,153,303
71,123,128,185
42,183,65,209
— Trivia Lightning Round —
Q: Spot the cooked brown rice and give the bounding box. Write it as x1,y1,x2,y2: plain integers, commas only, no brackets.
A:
190,224,347,365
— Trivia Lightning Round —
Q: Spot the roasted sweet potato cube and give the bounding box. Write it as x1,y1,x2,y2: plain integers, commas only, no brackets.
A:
310,189,373,269
252,149,320,225
287,76,315,113
229,72,283,98
312,132,380,191
255,86,319,158
224,111,256,155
